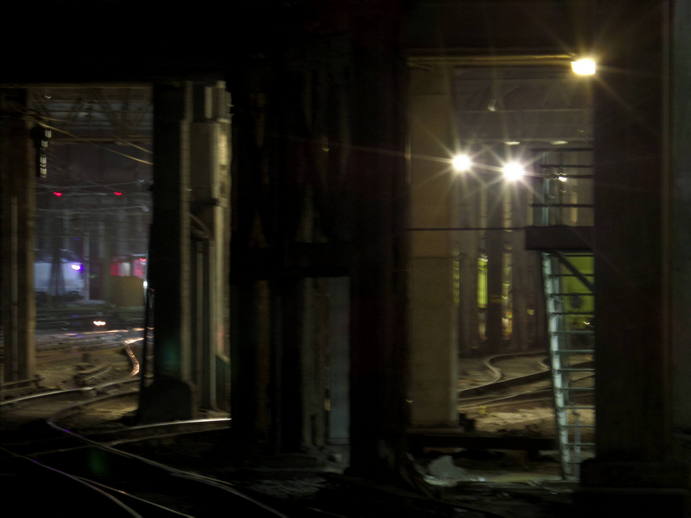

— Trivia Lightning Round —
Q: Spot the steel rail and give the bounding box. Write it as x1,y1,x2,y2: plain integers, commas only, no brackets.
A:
0,445,141,517
40,398,288,517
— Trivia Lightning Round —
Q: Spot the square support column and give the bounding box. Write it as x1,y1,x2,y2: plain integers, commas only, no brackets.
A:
139,82,194,422
577,1,690,513
348,13,409,477
0,89,36,383
407,66,459,429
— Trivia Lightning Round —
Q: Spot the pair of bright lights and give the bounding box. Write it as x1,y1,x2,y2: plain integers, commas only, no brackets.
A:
451,154,526,182
449,56,595,181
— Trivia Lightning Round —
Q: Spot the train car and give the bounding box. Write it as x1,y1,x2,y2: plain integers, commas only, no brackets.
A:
34,254,86,302
34,253,148,305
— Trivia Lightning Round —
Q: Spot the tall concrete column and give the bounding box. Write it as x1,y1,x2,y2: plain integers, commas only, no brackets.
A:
671,0,691,473
229,82,273,443
348,8,408,478
458,176,480,355
189,81,231,410
139,82,194,422
510,186,528,351
62,210,71,253
230,280,272,442
327,277,350,445
485,178,505,352
578,1,689,513
0,89,36,382
114,211,126,258
407,66,459,429
98,217,112,303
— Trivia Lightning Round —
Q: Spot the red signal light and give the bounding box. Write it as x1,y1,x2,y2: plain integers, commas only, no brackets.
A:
113,191,123,196
52,192,63,197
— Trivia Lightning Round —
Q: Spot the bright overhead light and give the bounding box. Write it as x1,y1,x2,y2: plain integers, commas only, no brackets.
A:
551,140,569,145
557,175,568,183
505,140,521,146
502,161,526,182
451,154,472,172
571,57,597,76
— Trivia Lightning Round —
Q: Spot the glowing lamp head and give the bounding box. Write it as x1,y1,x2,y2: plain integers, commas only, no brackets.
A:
113,191,123,196
52,192,63,197
92,320,107,327
70,263,82,271
502,161,526,182
451,154,472,173
571,57,597,76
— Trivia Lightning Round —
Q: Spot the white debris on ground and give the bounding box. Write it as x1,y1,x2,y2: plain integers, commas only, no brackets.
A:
423,455,485,485
248,476,328,498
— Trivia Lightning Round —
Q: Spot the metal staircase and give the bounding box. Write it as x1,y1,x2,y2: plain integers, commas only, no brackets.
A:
542,251,595,479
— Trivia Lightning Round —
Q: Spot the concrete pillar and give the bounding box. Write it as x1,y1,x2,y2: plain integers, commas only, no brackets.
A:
62,210,71,253
0,89,36,382
577,1,690,513
189,81,231,410
138,82,194,422
672,0,691,459
229,77,274,442
300,278,327,451
407,66,459,429
510,186,529,350
114,211,126,258
327,277,350,445
485,181,504,352
458,176,480,355
98,217,111,303
348,11,408,477
82,232,90,301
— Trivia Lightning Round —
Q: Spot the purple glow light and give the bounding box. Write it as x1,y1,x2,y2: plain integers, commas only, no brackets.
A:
70,263,82,271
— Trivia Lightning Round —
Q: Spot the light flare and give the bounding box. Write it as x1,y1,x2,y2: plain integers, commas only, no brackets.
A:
451,153,473,173
571,57,597,76
502,161,526,182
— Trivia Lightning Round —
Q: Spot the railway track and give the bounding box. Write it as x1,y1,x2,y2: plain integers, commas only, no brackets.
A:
1,377,512,517
458,351,593,410
0,327,144,405
0,379,286,517
35,306,143,332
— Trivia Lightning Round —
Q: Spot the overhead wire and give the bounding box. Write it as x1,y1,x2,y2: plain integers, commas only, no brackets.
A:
37,121,153,165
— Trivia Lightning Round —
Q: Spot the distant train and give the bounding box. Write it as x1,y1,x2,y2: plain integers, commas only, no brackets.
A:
34,253,147,304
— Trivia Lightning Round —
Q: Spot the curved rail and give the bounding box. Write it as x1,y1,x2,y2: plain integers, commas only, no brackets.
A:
0,376,140,408
1,445,142,517
459,351,551,399
47,417,288,517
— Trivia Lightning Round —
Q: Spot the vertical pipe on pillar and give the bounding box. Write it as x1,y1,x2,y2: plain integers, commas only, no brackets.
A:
190,81,229,411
